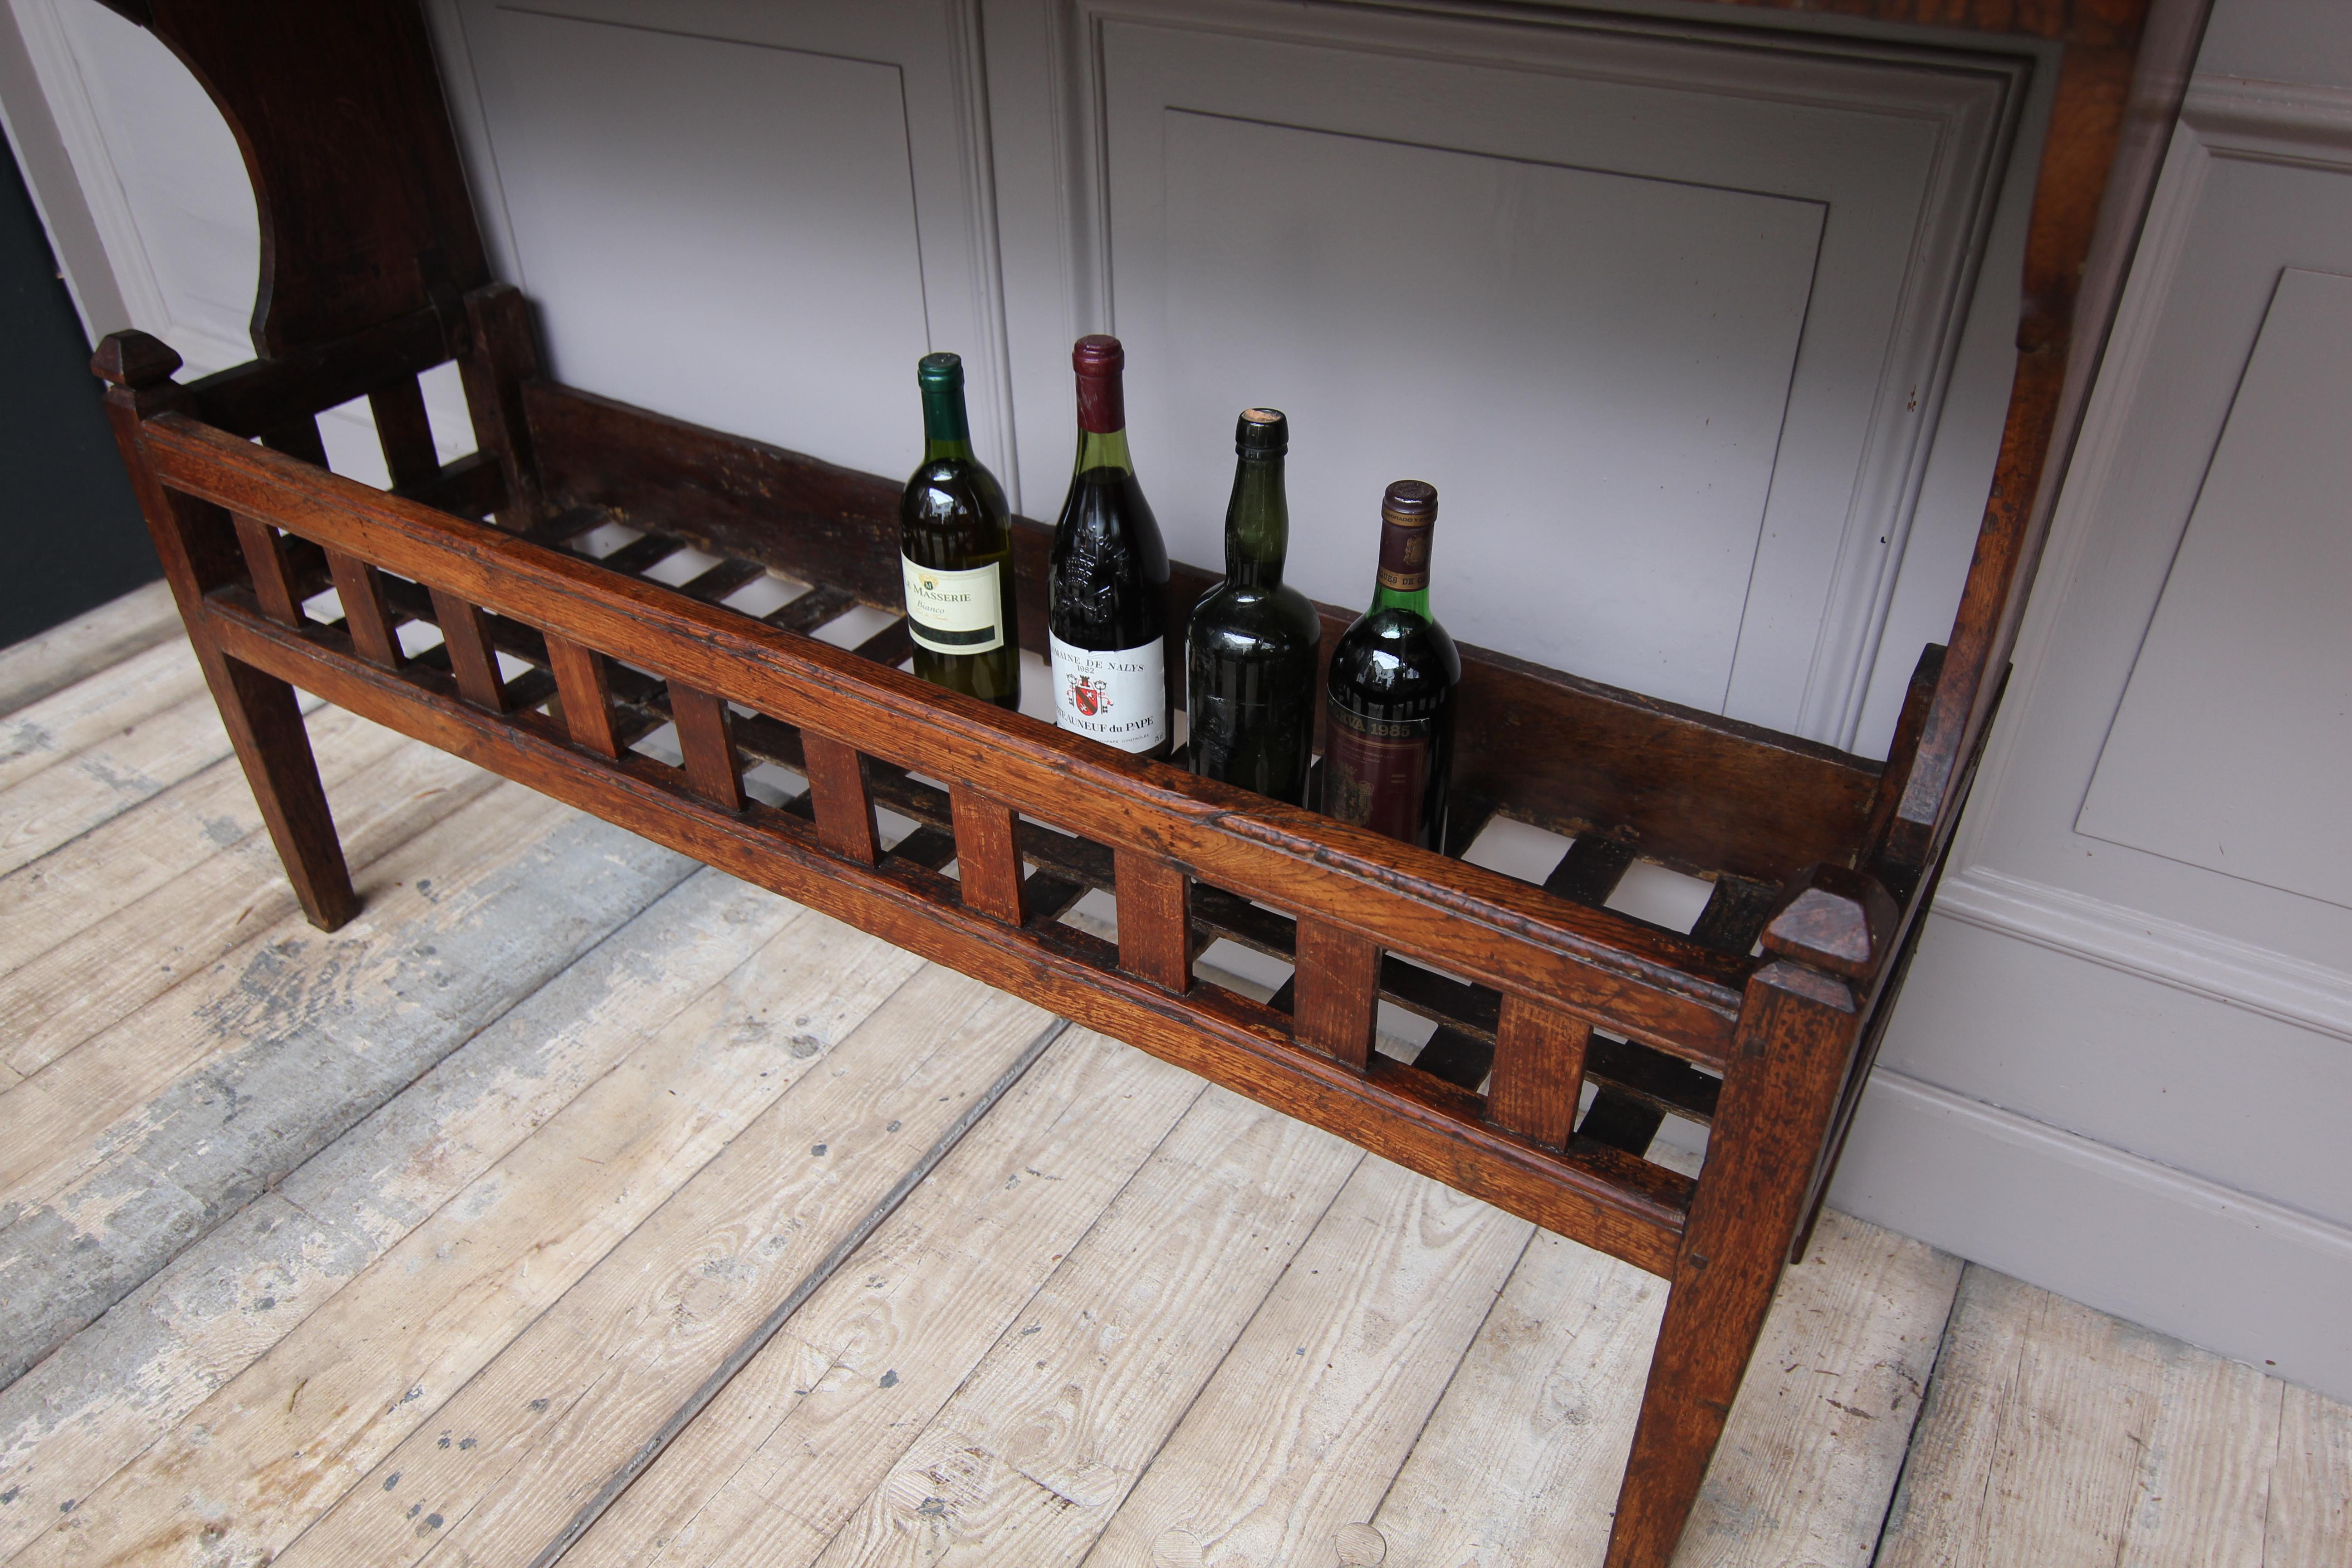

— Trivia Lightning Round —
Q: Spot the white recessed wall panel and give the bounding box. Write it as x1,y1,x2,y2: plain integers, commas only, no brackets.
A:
1146,109,1821,712
445,0,1013,494
2076,267,2352,909
1000,2,2027,745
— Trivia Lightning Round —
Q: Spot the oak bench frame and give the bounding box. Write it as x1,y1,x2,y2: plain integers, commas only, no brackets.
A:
86,0,2205,1562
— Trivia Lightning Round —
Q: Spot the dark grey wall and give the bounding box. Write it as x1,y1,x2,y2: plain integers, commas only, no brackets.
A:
0,143,155,649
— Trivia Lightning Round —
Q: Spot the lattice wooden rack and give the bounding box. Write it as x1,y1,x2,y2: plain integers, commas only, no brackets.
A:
88,1,2205,1563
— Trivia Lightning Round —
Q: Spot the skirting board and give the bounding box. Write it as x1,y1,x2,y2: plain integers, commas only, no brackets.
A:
1830,1064,2352,1404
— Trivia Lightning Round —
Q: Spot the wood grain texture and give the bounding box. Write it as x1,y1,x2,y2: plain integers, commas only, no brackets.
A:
670,683,746,811
807,1087,1362,1568
274,971,1051,1568
564,1029,1207,1568
949,785,1024,924
326,549,402,669
235,515,304,625
0,634,208,798
1080,1157,1531,1568
0,870,821,1558
428,588,508,712
1877,1268,2168,1568
10,912,931,1568
548,633,620,757
1295,918,1378,1071
0,715,490,1080
0,578,181,718
0,688,241,878
197,646,358,931
1488,993,1590,1152
1115,849,1190,993
804,731,879,865
2268,1382,2352,1568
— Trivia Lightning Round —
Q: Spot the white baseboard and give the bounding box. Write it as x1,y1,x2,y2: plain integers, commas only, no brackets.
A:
1831,1066,2352,1404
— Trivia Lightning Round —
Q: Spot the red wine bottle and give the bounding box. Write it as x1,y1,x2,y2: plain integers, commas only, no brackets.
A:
1323,480,1460,848
1048,335,1171,757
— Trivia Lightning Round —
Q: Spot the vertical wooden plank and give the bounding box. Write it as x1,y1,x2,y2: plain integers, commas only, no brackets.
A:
1294,918,1378,1071
457,282,544,532
427,587,507,711
950,784,1025,923
668,684,747,812
259,415,330,468
1488,993,1589,1151
1115,849,1191,993
367,375,441,490
801,731,877,862
546,634,619,758
326,550,402,668
233,516,304,627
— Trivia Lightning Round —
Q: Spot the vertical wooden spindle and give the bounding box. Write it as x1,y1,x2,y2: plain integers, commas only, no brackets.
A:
327,551,402,667
368,376,441,490
260,415,329,468
1294,917,1378,1070
429,588,507,711
801,732,878,862
233,515,303,626
546,634,618,757
949,785,1025,923
668,684,747,811
1114,850,1191,993
1488,994,1591,1152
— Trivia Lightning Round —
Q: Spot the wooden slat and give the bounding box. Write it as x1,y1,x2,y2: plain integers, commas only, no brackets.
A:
392,448,504,520
427,587,507,711
596,530,684,577
366,375,440,489
232,515,304,626
1579,1091,1667,1157
1294,917,1379,1071
458,282,544,532
677,555,765,604
1116,849,1191,993
1488,993,1589,1152
1545,833,1637,905
852,616,914,667
545,634,619,757
181,307,452,441
324,549,402,667
669,682,746,811
202,599,1696,1271
1691,873,1780,955
949,784,1024,924
765,583,857,636
259,413,331,468
802,730,878,864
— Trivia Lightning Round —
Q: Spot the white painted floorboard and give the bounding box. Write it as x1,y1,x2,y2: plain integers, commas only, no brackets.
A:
0,600,2343,1568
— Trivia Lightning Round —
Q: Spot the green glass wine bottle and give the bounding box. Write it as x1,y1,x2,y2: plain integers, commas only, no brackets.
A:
1185,408,1320,804
1048,335,1171,757
1323,480,1461,849
898,352,1020,709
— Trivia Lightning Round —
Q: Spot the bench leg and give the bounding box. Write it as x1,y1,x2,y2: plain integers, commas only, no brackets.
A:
1602,959,1860,1568
201,644,360,931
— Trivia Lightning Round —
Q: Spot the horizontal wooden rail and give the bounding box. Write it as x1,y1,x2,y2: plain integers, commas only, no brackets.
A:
182,306,455,440
202,589,1691,1273
524,380,1881,884
147,411,1753,1064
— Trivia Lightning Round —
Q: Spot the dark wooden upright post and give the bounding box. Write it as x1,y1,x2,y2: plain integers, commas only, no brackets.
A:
1601,865,1891,1568
93,331,359,931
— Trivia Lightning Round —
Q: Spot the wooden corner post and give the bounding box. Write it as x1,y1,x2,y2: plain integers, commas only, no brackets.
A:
93,330,360,932
1602,865,1892,1568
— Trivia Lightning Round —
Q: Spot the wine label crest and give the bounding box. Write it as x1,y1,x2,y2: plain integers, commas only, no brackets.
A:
901,556,1004,655
1050,632,1166,752
1376,518,1433,593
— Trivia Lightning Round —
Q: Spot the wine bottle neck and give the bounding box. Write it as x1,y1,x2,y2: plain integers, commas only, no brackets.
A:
921,381,975,463
1072,426,1137,477
1224,454,1287,587
1369,514,1435,619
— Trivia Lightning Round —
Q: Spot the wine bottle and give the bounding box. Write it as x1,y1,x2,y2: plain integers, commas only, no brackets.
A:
1323,480,1460,849
1048,335,1171,756
898,352,1020,709
1185,408,1320,804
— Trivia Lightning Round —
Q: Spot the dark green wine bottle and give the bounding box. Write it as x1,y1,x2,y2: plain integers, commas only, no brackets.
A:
1185,408,1320,804
1048,335,1171,756
899,353,1020,709
1323,480,1460,849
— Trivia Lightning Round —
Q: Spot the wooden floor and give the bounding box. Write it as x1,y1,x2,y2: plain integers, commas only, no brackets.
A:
1,584,2346,1568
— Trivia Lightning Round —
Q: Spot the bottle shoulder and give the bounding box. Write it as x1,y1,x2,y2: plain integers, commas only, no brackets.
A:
1188,579,1322,643
1328,607,1461,699
901,458,1009,529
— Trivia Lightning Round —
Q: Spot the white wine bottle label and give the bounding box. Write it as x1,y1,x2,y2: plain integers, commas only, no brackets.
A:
901,556,1004,655
1050,631,1166,752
